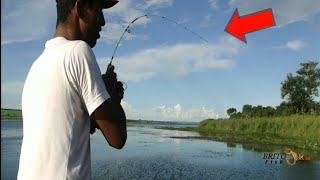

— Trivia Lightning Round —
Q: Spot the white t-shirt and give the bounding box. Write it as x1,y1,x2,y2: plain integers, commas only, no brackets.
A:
18,37,110,180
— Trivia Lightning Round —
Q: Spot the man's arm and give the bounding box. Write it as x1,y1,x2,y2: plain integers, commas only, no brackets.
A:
91,98,127,149
91,64,127,149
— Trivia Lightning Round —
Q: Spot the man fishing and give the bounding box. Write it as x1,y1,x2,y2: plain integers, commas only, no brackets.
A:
17,0,126,179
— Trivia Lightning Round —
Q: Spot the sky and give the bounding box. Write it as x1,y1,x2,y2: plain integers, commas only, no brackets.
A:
1,0,320,122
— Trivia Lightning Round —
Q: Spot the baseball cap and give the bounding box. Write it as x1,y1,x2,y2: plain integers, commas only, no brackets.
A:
55,0,119,9
101,0,119,9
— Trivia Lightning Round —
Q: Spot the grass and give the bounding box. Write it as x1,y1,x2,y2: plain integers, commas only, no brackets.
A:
196,115,320,151
1,109,22,120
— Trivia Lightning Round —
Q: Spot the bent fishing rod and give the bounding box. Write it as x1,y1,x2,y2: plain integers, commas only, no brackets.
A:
106,14,209,91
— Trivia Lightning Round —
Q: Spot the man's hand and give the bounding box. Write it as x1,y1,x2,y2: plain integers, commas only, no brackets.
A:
102,64,124,104
91,65,125,135
90,118,99,134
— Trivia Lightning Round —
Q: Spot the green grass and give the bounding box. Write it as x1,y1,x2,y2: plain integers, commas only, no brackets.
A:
1,109,22,120
196,115,320,150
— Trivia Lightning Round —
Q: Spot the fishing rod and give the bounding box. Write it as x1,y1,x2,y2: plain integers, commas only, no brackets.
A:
106,14,209,93
108,14,208,66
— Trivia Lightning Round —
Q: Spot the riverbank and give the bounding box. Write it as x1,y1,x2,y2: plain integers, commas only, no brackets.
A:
163,115,320,151
1,109,22,120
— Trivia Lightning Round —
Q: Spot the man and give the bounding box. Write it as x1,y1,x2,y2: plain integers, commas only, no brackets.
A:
17,0,126,179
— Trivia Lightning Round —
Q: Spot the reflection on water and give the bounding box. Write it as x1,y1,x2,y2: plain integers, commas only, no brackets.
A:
2,120,320,180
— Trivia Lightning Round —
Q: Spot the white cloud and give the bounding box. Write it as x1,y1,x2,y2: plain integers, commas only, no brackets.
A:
1,0,173,45
1,81,24,109
120,100,143,119
1,0,56,45
208,0,220,9
285,40,307,51
200,15,215,28
100,22,150,44
227,0,320,27
157,104,221,121
1,81,24,94
137,0,173,10
176,17,191,25
107,0,146,24
99,0,174,44
121,101,222,121
97,37,241,82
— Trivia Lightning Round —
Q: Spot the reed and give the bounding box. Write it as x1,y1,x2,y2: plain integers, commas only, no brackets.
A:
197,115,320,150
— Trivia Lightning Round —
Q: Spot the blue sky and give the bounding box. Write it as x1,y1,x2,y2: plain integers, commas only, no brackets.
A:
2,0,320,122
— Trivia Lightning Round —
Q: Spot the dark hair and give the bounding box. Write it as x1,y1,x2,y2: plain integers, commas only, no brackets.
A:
56,0,93,27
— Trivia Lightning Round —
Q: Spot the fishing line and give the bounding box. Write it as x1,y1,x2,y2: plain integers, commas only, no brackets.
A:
107,14,209,92
108,14,208,66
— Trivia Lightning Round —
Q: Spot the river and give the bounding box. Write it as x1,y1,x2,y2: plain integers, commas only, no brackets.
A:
1,120,319,180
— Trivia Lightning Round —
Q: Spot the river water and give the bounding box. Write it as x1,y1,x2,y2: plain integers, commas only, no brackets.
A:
1,120,320,180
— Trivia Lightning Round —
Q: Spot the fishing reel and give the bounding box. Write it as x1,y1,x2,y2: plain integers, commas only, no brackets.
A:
102,63,127,103
115,80,126,100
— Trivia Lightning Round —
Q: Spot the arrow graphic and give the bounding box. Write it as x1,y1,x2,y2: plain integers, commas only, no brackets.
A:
225,8,276,43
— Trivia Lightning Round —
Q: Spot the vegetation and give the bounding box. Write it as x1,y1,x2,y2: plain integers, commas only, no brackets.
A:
1,109,22,120
226,61,319,119
281,61,320,114
190,61,320,150
197,115,319,150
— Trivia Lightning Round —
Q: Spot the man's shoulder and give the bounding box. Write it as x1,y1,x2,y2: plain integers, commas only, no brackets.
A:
67,40,96,66
46,37,92,53
72,40,91,50
70,40,93,56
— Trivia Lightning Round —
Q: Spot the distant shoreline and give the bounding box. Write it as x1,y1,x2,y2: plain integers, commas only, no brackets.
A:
2,109,318,151
1,109,22,120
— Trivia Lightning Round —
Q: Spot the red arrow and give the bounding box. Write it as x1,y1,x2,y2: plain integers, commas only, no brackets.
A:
225,8,276,43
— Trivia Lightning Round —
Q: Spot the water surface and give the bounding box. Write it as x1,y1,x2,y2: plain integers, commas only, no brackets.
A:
2,120,319,180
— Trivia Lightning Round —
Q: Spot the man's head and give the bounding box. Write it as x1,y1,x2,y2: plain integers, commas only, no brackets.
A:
56,0,118,47
56,0,118,24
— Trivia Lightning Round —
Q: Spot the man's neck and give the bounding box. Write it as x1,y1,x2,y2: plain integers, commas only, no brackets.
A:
54,18,81,41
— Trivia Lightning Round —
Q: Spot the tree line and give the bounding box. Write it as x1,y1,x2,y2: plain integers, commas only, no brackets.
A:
227,61,320,118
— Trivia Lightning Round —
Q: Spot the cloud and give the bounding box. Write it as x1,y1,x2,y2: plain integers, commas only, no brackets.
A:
121,101,222,121
1,0,56,45
97,37,241,82
137,0,173,10
1,0,173,45
1,81,24,94
157,104,221,121
1,81,24,109
107,0,146,24
120,100,143,119
99,0,173,44
201,16,210,28
200,15,215,28
100,22,150,44
227,0,320,27
285,40,307,51
208,0,220,9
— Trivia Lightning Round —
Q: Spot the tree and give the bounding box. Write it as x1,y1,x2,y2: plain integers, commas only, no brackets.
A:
251,105,263,117
281,61,320,114
227,108,237,117
276,102,294,116
242,104,253,118
314,102,320,115
262,106,276,117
